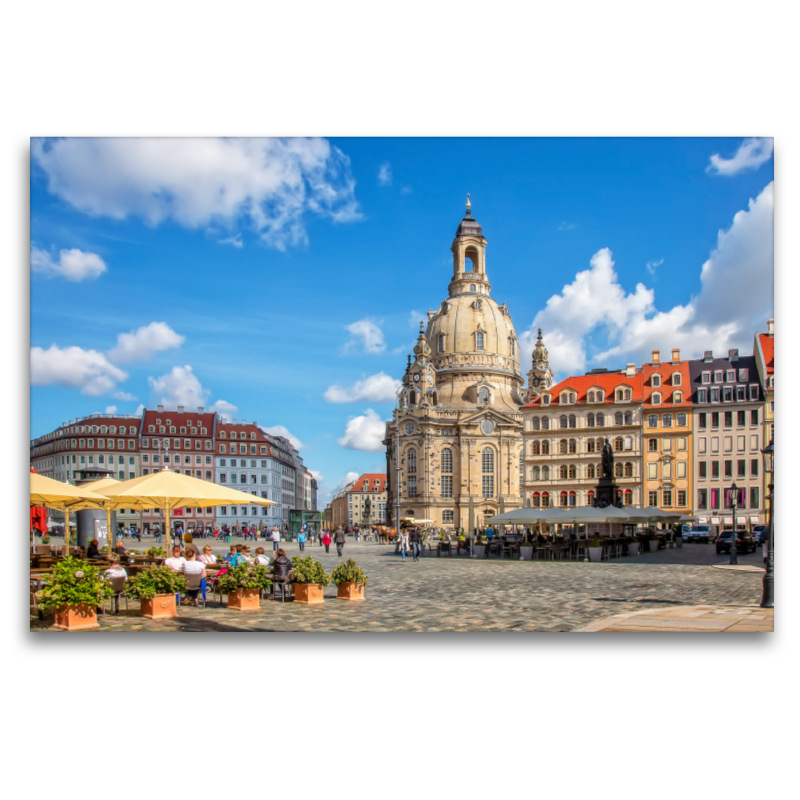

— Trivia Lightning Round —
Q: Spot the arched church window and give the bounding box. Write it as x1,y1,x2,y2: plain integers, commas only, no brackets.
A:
475,331,485,350
407,448,417,474
481,448,494,498
477,386,490,404
438,334,445,353
441,448,452,473
470,284,477,292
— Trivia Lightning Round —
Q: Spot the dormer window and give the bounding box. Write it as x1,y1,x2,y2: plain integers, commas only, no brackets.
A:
672,373,682,386
673,391,682,404
726,370,736,383
714,371,723,383
651,392,662,405
652,375,661,387
702,372,711,384
738,368,749,382
541,395,550,406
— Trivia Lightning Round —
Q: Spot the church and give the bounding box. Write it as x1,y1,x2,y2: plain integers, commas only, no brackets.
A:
384,198,553,530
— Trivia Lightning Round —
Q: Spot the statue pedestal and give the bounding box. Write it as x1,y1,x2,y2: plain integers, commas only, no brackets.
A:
593,477,621,508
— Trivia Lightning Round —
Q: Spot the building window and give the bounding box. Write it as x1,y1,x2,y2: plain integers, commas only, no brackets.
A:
482,447,494,498
541,441,550,455
615,412,623,426
614,463,623,478
475,331,484,350
624,411,633,425
662,489,673,507
442,509,454,524
560,492,568,507
672,373,682,386
568,465,577,479
676,413,687,427
541,466,550,480
541,416,549,430
587,413,595,428
652,375,661,387
624,462,633,477
407,448,417,474
651,393,661,405
586,464,595,479
614,437,623,452
749,385,759,401
750,487,760,508
663,414,672,428
559,439,568,454
569,439,577,454
648,439,658,452
569,414,576,428
648,491,658,507
596,413,604,427
647,415,658,428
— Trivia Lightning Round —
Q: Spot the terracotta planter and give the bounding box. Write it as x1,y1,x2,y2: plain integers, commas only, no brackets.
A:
140,593,178,619
53,603,99,631
227,588,260,611
336,581,365,601
293,583,325,604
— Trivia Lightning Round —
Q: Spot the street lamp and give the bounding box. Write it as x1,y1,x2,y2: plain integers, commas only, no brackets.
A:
761,439,774,608
728,482,739,565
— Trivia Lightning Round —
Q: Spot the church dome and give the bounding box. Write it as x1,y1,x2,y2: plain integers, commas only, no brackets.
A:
456,211,483,238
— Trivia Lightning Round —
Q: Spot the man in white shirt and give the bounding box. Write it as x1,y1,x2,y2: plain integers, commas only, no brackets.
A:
181,550,206,606
270,527,281,552
103,556,128,614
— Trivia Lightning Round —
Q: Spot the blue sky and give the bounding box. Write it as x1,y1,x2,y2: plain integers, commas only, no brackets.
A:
30,137,774,505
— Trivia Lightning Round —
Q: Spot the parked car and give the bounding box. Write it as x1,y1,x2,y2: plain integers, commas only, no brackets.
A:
715,530,756,554
686,524,712,544
751,525,769,544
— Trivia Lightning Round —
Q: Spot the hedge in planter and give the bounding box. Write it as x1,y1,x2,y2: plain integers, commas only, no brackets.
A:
217,563,272,610
291,556,330,604
39,556,114,631
331,558,368,601
144,545,167,559
125,565,186,619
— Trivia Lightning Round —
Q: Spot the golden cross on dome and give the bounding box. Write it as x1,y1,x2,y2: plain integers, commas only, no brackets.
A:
466,193,471,213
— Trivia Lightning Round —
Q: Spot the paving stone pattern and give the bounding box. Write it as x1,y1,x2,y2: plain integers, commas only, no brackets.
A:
30,540,768,633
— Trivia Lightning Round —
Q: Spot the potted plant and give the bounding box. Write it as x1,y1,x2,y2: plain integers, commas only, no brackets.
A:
588,536,603,563
41,534,51,545
649,533,661,552
291,556,330,604
473,534,486,559
39,557,113,631
331,558,368,601
144,545,166,559
125,565,186,619
519,540,535,560
217,563,272,610
628,536,640,557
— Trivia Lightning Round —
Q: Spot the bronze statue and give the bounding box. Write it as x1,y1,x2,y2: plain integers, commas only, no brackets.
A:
601,438,614,478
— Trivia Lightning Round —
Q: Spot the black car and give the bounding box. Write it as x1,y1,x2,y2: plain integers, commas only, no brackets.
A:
715,530,756,554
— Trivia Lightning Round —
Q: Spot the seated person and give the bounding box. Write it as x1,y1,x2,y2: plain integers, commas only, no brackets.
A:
164,545,187,572
114,539,128,557
199,545,217,566
253,547,271,566
103,555,128,613
271,548,292,592
181,550,206,607
223,545,238,564
86,538,102,559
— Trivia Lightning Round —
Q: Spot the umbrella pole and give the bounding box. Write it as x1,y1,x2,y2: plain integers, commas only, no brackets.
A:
164,506,171,553
106,507,113,557
64,509,70,554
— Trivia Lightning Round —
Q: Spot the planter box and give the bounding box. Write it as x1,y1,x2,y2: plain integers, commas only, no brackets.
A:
519,546,534,561
649,540,661,552
675,536,683,548
227,588,260,611
336,582,365,601
294,583,325,604
628,543,639,556
473,545,486,558
140,593,178,619
53,603,99,631
588,546,603,563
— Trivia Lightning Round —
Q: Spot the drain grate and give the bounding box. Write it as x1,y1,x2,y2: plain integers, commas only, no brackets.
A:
592,597,684,605
628,584,658,589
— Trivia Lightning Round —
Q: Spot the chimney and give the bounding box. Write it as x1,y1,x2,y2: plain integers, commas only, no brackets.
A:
242,420,246,425
671,349,680,363
703,350,713,362
626,363,636,376
197,406,204,413
252,421,257,427
232,419,237,425
767,318,774,336
177,405,184,413
728,348,739,360
157,405,164,412
651,350,660,364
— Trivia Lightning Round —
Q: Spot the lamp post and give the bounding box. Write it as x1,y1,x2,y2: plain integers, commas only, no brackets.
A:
728,481,739,565
760,440,774,608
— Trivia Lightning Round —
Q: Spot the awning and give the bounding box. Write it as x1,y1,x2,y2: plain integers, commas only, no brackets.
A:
737,516,746,523
711,517,720,524
698,517,708,523
749,515,760,523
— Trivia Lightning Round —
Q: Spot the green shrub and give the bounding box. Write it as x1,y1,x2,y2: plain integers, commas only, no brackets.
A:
291,556,331,586
125,565,186,600
590,536,601,547
39,557,114,610
217,563,272,593
144,545,166,558
331,558,368,587
41,535,51,544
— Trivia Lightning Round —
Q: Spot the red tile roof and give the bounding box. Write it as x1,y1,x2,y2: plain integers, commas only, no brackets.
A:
349,473,387,492
758,333,774,375
641,361,692,408
522,372,643,407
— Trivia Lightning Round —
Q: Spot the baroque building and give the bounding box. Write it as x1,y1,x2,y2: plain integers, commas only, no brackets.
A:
384,199,532,530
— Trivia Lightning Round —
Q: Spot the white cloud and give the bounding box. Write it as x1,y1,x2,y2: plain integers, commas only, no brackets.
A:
32,137,363,251
646,258,664,276
107,321,185,363
324,372,402,403
377,162,392,186
113,391,138,401
217,234,243,248
558,221,577,232
520,183,774,374
707,137,774,176
260,425,304,451
309,469,324,483
408,310,423,328
337,409,387,452
337,471,360,490
210,399,238,419
105,405,118,415
31,345,128,396
30,245,107,281
344,318,386,354
400,186,413,195
134,404,145,416
147,365,208,409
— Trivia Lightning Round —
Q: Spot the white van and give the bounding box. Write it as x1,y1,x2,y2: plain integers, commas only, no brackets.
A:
685,524,712,544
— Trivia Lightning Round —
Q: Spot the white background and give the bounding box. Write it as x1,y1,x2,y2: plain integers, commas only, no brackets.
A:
3,3,796,798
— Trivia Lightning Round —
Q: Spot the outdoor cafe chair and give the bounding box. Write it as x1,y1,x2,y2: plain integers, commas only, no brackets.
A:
272,578,292,603
184,572,205,609
104,575,129,614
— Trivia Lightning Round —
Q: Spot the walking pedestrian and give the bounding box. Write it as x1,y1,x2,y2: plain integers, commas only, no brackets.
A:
397,528,408,561
333,526,346,557
322,530,332,553
297,529,307,552
271,527,281,552
409,527,421,561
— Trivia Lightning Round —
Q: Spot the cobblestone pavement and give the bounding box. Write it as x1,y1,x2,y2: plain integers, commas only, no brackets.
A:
574,605,773,632
31,539,768,633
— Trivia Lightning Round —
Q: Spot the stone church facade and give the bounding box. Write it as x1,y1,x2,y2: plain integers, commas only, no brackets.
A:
384,200,551,530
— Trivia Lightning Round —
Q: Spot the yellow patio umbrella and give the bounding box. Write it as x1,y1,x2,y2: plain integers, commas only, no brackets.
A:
81,477,149,556
30,473,111,553
98,468,274,552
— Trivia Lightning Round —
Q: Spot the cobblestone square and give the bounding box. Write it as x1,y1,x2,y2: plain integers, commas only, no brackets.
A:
31,538,768,633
